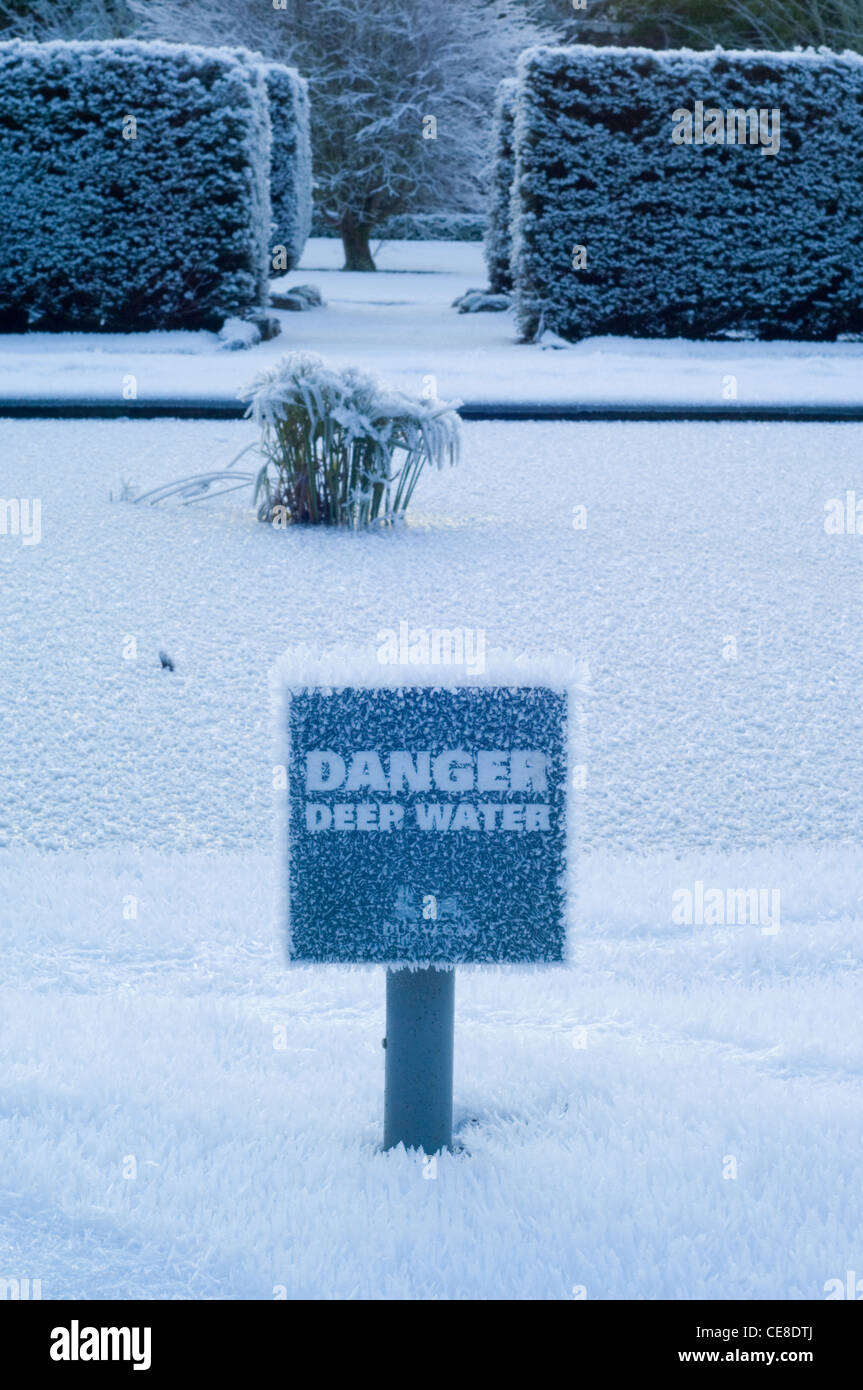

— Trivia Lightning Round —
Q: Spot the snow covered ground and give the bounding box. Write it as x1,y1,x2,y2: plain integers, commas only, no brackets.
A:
3,846,862,1299
1,238,863,408
2,416,862,1298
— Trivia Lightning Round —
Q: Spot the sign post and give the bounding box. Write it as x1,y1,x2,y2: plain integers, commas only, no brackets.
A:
278,650,573,1154
384,965,455,1153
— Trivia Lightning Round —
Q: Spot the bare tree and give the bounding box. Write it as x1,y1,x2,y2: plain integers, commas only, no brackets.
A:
132,0,549,269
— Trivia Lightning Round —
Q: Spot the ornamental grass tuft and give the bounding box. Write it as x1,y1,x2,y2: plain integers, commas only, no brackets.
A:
243,351,461,528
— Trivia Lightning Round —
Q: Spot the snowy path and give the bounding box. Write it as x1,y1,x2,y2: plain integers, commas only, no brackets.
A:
1,239,862,409
1,415,861,1298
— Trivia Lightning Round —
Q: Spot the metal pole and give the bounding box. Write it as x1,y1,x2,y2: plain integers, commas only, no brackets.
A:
383,965,455,1154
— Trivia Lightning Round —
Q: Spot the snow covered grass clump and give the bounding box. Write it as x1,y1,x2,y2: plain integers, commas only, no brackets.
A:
512,45,863,342
483,78,518,294
265,64,312,276
0,39,271,331
243,351,461,528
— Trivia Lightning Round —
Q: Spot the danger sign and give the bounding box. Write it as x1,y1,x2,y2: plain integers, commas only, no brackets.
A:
283,681,569,964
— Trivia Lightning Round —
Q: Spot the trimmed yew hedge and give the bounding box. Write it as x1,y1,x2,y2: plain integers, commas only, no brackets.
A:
511,45,863,341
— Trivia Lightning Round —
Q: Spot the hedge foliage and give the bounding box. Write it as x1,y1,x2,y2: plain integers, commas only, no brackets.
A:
483,77,517,293
511,45,863,341
0,39,272,331
265,63,312,275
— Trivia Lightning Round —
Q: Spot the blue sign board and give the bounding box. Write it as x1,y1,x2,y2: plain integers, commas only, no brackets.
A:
286,684,568,963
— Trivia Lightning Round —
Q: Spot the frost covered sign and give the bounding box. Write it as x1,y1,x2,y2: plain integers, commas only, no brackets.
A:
279,652,570,964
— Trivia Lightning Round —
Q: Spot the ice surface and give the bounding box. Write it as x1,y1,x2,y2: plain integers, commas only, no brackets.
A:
3,416,861,855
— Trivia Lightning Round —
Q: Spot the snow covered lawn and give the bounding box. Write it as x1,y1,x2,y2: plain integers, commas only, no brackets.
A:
1,416,861,1298
1,238,862,409
3,846,862,1300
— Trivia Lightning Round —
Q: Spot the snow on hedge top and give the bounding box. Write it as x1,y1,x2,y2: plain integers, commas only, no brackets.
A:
0,38,271,331
511,43,863,342
518,41,863,69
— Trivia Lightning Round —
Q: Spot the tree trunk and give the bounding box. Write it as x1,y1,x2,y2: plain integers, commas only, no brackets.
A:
340,215,376,271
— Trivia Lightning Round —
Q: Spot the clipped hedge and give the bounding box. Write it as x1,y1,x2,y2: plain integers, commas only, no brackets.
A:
0,39,271,331
483,77,518,293
512,45,863,341
265,63,312,275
